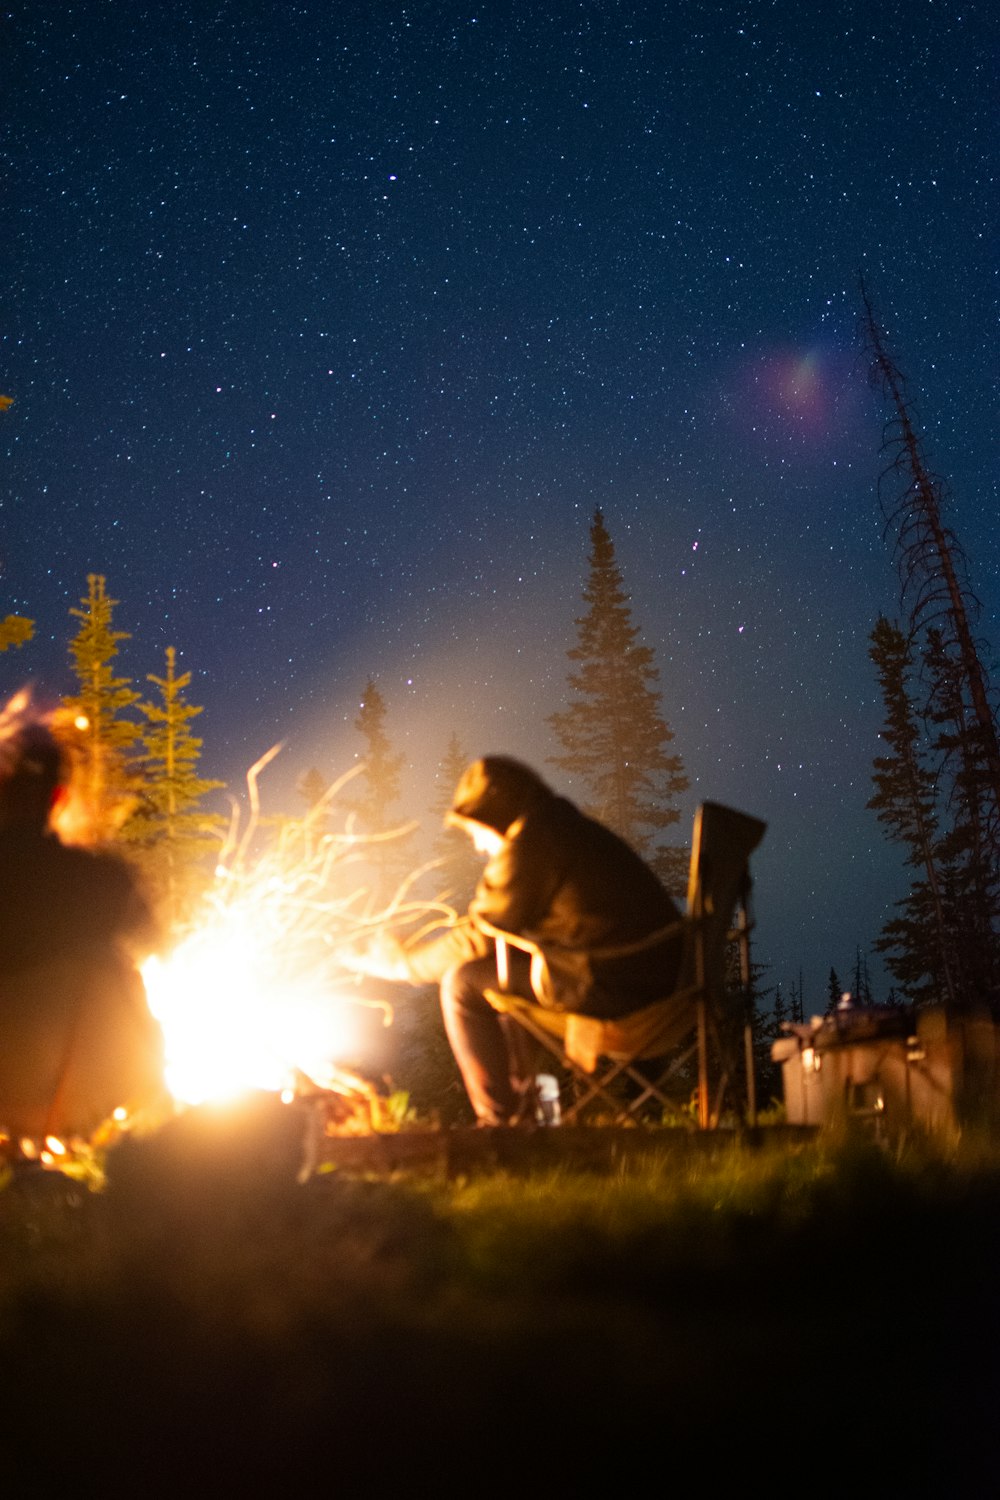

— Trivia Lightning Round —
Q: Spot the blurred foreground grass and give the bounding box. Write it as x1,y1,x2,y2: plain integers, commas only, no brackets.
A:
2,1116,998,1489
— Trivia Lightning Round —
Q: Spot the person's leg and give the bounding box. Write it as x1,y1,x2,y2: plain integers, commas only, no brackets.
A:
440,950,533,1124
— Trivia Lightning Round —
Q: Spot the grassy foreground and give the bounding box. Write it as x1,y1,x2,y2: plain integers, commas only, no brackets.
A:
2,1113,999,1489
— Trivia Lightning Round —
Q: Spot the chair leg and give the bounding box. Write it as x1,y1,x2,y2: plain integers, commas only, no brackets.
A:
561,1062,636,1124
621,1042,699,1124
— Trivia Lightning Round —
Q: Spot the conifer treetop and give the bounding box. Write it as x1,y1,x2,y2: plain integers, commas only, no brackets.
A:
549,509,688,886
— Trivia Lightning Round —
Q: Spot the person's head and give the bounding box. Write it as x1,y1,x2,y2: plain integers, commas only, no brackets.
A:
0,717,67,832
446,756,551,848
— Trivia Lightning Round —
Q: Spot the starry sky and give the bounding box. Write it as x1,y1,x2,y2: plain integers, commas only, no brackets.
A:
4,0,996,1010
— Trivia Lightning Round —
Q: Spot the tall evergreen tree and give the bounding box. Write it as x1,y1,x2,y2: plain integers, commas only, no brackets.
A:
297,767,328,812
430,731,481,905
725,950,772,1123
289,766,335,862
549,509,689,893
756,979,789,1108
867,615,956,1006
826,967,843,1015
351,680,404,833
922,627,1000,1008
850,948,874,1007
349,679,412,903
122,647,225,922
58,574,141,843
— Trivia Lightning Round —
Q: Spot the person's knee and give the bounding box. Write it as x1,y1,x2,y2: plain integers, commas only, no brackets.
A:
440,961,470,1011
441,958,491,1016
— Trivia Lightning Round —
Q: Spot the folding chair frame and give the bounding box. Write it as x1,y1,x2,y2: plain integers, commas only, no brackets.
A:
484,801,766,1130
492,986,701,1126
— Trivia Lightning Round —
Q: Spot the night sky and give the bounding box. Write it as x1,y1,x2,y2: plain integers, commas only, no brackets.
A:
4,0,996,1010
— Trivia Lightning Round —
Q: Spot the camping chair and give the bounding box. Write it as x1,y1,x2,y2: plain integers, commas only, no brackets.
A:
483,802,767,1128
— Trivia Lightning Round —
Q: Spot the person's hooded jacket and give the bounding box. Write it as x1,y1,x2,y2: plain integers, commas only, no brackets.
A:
406,757,683,1018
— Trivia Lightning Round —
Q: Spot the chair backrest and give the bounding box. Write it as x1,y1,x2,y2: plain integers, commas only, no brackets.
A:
684,801,767,1010
680,803,767,1126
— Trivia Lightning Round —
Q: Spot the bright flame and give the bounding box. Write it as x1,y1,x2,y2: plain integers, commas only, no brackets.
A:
143,917,364,1106
137,748,453,1114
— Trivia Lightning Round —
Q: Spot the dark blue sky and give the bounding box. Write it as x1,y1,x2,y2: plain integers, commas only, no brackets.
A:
4,0,996,1008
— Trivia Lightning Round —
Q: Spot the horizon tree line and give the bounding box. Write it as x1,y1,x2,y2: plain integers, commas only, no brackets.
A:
2,523,881,1017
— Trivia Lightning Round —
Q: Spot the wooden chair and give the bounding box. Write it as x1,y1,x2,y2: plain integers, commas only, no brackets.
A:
483,802,767,1128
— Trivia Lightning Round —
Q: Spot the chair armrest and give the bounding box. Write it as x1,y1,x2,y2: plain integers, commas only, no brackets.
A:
476,913,689,964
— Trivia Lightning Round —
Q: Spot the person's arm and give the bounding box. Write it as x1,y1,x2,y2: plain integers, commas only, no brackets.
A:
402,919,492,984
340,918,492,987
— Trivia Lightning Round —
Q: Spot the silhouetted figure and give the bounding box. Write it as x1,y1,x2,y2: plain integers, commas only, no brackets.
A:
351,757,683,1125
0,709,165,1149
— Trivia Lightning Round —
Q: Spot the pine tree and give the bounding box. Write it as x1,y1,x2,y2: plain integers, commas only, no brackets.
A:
756,980,789,1108
351,680,403,833
349,679,413,903
922,627,1000,1008
297,767,328,812
122,647,225,922
729,953,773,1121
58,574,142,843
850,948,874,1007
549,509,689,893
826,968,843,1015
430,731,481,906
867,615,956,1007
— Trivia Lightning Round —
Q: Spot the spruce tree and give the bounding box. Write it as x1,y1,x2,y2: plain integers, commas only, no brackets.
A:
351,680,404,833
826,968,843,1015
430,731,481,905
297,767,328,812
922,627,1000,1008
123,646,225,922
59,574,141,843
850,948,874,1007
756,979,789,1108
867,615,956,1007
349,679,412,904
549,509,689,893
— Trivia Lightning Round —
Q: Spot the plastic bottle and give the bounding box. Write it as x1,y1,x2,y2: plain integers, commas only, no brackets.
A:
535,1073,561,1126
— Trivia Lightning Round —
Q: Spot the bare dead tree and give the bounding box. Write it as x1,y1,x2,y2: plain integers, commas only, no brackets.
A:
861,278,999,1010
860,276,1000,837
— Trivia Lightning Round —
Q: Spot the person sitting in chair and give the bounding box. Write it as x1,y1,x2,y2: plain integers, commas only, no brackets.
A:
349,756,683,1126
0,705,165,1151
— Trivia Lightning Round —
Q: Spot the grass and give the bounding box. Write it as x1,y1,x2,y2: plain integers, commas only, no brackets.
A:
2,1123,999,1489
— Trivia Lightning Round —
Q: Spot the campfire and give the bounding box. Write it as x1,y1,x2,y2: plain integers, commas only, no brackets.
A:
139,749,454,1133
